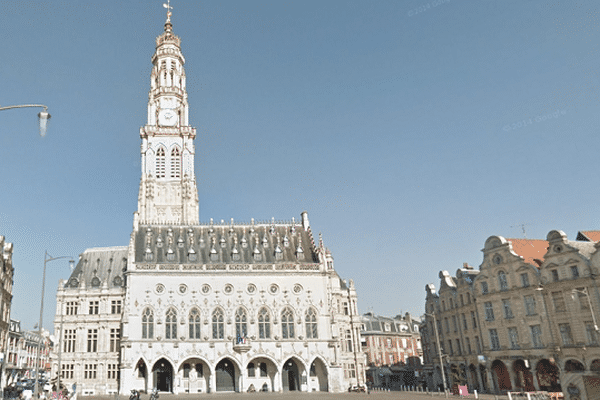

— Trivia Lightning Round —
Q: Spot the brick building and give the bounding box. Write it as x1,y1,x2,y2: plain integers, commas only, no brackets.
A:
360,313,422,389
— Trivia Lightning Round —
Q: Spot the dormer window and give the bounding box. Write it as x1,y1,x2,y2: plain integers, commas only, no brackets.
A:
145,249,153,261
551,269,559,282
91,277,101,288
220,236,226,248
571,266,579,279
384,323,391,332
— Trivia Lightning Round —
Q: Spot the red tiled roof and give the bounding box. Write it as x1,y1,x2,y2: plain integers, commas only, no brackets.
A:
577,230,600,242
506,239,548,266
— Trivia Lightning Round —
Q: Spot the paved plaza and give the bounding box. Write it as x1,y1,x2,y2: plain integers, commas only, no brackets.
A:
83,391,514,400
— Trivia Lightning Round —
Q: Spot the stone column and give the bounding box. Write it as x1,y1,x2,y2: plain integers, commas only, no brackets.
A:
486,368,495,394
476,366,485,393
209,369,216,393
531,368,540,391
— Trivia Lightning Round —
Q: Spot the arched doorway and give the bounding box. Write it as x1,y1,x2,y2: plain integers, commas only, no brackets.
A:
152,358,173,392
135,359,148,393
246,357,277,392
282,358,300,391
434,366,443,391
513,360,534,392
468,364,479,392
309,358,328,392
491,360,512,392
536,359,561,392
179,358,210,393
215,358,236,392
450,364,461,386
565,359,585,373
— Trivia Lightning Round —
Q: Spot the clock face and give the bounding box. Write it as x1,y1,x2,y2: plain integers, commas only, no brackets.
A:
159,109,178,126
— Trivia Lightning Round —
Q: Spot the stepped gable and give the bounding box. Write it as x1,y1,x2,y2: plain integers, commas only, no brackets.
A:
133,219,318,265
65,246,128,289
506,238,548,266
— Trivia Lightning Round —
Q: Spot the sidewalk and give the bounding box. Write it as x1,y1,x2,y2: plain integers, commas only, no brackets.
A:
82,390,516,400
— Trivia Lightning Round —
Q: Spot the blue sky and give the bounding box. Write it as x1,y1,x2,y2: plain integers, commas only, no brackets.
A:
2,0,600,331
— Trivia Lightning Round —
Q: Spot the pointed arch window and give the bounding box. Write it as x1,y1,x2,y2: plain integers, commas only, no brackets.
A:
142,308,154,339
281,307,295,339
235,308,248,340
156,147,166,178
258,307,271,339
165,307,177,339
170,147,181,178
305,308,318,339
212,308,224,339
189,308,201,339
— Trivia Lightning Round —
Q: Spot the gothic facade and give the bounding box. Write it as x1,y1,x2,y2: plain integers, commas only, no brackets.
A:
52,11,364,395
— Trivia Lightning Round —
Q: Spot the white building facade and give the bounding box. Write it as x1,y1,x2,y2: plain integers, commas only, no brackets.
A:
52,10,364,395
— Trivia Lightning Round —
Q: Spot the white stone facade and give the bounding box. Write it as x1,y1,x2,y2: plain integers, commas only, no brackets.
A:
51,10,364,395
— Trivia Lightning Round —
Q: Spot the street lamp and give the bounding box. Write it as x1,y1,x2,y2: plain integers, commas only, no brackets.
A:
424,312,448,394
571,288,599,332
0,104,51,137
33,252,74,400
535,285,557,347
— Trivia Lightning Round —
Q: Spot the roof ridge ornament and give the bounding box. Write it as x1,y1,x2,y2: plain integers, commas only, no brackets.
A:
163,1,173,27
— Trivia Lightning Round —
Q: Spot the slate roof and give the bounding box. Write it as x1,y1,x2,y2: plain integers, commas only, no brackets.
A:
507,238,548,266
133,221,318,265
65,246,128,289
577,230,600,242
564,240,596,259
361,313,421,335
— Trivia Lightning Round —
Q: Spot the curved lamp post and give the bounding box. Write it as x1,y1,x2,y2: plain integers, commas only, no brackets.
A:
33,252,74,400
0,104,51,137
571,287,599,332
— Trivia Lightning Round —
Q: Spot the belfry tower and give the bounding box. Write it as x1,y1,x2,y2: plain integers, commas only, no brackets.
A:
136,7,199,226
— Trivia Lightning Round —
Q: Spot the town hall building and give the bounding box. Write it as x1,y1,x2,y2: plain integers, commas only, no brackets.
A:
52,8,364,395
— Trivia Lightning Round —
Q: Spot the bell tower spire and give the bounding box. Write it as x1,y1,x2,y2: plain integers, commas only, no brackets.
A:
136,3,199,227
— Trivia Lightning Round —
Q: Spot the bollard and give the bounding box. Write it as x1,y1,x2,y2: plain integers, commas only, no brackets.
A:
474,389,478,399
526,393,531,400
508,392,512,400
